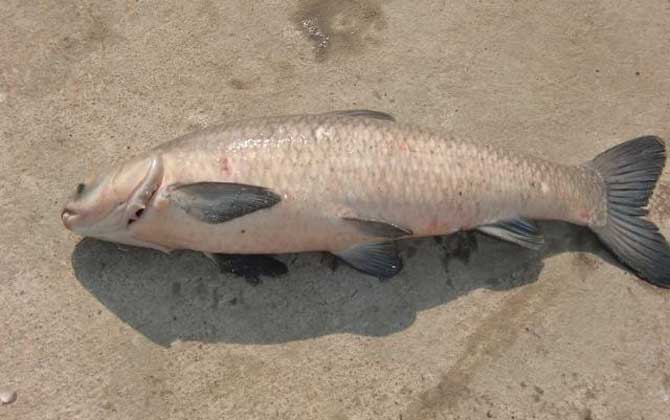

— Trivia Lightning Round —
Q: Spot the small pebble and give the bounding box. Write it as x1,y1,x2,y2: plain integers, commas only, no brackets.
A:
0,390,17,405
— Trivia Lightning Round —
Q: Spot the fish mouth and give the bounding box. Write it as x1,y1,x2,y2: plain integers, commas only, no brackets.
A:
61,208,78,229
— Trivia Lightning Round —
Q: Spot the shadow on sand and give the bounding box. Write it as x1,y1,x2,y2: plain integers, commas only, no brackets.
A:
71,221,620,347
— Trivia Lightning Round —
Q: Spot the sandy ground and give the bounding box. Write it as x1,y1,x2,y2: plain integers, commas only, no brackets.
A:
2,1,670,419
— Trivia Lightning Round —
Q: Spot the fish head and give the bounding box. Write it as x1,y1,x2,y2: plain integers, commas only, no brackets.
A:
61,156,165,248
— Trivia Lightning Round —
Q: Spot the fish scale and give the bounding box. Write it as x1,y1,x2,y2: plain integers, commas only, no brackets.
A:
139,114,595,249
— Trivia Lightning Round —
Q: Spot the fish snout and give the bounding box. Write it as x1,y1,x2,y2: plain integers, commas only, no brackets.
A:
61,207,78,230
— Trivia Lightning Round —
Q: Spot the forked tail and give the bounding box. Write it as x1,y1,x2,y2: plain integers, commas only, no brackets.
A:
588,135,670,287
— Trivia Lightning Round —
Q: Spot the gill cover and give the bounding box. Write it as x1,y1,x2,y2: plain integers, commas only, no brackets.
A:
125,157,163,225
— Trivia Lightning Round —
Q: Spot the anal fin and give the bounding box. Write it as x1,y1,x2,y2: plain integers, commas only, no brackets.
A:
477,217,544,250
334,242,403,279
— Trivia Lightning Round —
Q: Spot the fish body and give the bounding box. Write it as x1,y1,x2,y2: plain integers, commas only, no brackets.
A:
62,110,670,287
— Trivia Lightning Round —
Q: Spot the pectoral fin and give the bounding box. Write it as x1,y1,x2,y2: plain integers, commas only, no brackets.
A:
166,182,281,224
334,242,403,279
477,217,544,250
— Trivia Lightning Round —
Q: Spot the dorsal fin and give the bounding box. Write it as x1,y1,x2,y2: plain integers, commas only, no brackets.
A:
323,109,396,122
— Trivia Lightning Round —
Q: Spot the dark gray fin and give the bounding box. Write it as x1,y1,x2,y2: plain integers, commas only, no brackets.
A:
334,242,403,279
166,182,281,224
342,216,413,238
477,217,544,250
326,109,396,122
207,253,288,286
588,135,670,288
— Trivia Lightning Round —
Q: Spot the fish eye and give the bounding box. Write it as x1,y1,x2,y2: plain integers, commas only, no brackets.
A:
76,183,86,195
127,208,145,226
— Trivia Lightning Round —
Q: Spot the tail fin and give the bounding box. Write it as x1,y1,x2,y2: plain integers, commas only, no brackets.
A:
588,135,670,288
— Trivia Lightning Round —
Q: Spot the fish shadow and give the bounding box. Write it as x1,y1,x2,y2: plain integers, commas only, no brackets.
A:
71,221,622,347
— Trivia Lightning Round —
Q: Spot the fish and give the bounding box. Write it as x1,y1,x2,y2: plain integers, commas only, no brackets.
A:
61,109,670,287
